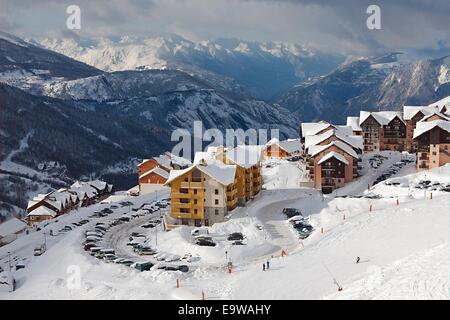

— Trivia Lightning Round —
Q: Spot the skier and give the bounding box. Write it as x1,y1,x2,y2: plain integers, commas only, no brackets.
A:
356,256,360,264
262,263,266,271
266,260,270,270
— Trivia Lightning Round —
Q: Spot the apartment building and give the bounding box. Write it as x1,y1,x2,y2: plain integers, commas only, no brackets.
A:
306,141,359,194
413,120,450,171
359,111,406,153
165,159,238,227
403,104,448,152
225,145,263,205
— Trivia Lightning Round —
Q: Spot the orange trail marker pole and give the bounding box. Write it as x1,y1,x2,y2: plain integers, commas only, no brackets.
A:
396,198,399,206
430,192,433,200
369,204,372,212
202,291,206,300
321,227,324,234
176,279,180,288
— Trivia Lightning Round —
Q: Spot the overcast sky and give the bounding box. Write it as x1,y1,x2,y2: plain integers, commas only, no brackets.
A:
0,0,448,57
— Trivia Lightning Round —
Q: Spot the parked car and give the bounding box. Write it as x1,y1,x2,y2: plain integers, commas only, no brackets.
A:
227,232,244,241
195,239,216,247
34,244,46,256
133,261,154,272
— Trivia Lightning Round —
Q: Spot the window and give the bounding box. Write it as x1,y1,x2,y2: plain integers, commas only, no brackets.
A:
180,188,189,194
215,209,219,215
215,199,219,205
180,198,189,203
194,189,197,194
194,199,197,205
432,152,437,155
194,209,198,214
180,208,189,213
215,189,219,195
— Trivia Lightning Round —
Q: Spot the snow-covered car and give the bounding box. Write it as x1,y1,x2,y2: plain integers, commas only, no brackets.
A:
191,228,209,236
132,261,154,272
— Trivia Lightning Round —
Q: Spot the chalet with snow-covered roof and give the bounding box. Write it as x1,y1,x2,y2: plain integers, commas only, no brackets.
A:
26,205,57,226
306,140,359,194
264,138,302,159
403,103,449,152
300,122,353,142
165,158,238,227
413,120,450,171
359,111,406,153
138,152,192,195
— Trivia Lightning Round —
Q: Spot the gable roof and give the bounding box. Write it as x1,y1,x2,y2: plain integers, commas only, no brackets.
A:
165,162,237,186
403,105,441,120
278,139,302,153
427,96,450,110
308,140,358,159
419,112,450,123
318,151,349,166
304,129,363,151
413,120,450,139
27,205,57,217
226,145,264,168
346,116,362,131
139,167,170,180
360,111,404,126
0,218,27,237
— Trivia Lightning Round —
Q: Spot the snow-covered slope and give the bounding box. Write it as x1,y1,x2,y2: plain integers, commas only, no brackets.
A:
0,157,447,299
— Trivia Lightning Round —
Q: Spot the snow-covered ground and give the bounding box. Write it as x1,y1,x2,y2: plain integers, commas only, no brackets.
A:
0,154,448,299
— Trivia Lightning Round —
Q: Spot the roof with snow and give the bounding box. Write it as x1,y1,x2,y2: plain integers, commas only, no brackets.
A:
165,161,236,186
308,140,358,159
427,96,450,109
403,105,442,121
300,122,333,138
27,205,57,218
360,111,404,126
346,116,362,131
419,112,450,123
318,151,349,166
265,137,280,146
301,122,353,138
139,167,170,180
278,139,302,153
226,145,264,168
304,129,363,151
413,120,450,139
0,218,27,237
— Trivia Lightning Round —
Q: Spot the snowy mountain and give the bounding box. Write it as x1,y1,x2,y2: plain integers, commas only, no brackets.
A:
0,31,101,81
0,33,302,218
275,53,450,123
40,34,344,99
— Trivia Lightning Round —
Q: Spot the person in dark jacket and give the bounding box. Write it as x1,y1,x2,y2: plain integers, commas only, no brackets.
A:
356,257,360,264
262,264,266,271
266,260,270,270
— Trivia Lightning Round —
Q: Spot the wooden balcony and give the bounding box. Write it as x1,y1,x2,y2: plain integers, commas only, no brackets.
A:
180,181,203,189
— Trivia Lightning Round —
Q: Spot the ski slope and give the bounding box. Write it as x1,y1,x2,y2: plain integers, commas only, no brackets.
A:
0,155,448,299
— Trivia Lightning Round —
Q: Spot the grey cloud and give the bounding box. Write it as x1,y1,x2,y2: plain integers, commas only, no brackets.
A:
0,0,448,57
